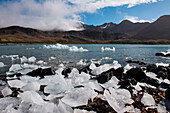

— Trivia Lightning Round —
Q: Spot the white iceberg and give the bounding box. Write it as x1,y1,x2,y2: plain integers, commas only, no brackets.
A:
18,91,45,105
76,59,87,66
58,100,74,113
101,46,115,52
1,86,12,97
74,109,96,113
100,76,119,89
141,93,155,106
43,43,88,52
69,46,88,52
20,56,28,63
104,87,133,113
91,61,121,75
81,80,103,91
0,97,21,111
0,62,5,67
61,87,97,107
8,80,26,88
28,56,36,63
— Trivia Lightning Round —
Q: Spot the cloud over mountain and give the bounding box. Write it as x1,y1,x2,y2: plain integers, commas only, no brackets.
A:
0,0,159,31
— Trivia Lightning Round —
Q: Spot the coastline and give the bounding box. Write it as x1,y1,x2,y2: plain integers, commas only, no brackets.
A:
1,39,170,46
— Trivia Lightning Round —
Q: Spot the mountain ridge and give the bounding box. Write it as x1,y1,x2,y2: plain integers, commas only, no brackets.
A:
0,15,170,44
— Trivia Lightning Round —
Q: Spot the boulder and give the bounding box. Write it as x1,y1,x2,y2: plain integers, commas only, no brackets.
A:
95,68,115,83
62,68,71,78
126,67,146,82
27,68,55,78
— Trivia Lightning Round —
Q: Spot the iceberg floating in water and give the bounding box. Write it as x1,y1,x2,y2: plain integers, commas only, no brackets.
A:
101,46,115,52
43,43,88,52
69,46,88,52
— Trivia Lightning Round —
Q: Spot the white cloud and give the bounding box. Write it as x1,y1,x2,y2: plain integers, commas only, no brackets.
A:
125,16,152,23
0,0,159,30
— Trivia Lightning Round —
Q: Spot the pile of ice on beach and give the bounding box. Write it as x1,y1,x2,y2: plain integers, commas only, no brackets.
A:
43,43,88,52
0,59,169,113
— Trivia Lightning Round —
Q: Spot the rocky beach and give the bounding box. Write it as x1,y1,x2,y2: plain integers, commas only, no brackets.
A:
0,51,170,113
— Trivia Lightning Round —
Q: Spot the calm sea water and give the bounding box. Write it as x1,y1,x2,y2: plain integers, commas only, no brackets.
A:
0,44,170,74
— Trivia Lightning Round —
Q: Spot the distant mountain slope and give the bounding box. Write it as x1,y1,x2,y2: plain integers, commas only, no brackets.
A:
0,15,170,44
134,15,170,40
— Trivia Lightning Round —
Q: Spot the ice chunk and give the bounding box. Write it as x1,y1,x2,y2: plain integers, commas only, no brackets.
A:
36,60,44,65
2,86,12,97
81,80,103,91
145,72,157,79
91,64,112,75
7,63,38,75
91,61,121,75
21,82,40,91
43,74,69,94
29,102,59,113
20,56,28,63
2,104,21,113
18,91,45,105
141,93,155,106
156,63,169,67
58,100,74,113
76,59,87,66
9,64,22,72
69,68,90,86
40,74,70,95
100,76,119,89
0,62,5,67
101,47,115,52
43,43,69,49
61,87,97,107
0,97,21,111
134,83,142,91
8,80,26,88
28,56,36,63
89,63,96,70
74,109,96,113
104,87,133,112
69,46,88,52
124,64,134,73
157,104,168,113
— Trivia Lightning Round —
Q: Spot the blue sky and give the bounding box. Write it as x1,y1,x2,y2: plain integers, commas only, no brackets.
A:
82,0,170,25
0,0,170,30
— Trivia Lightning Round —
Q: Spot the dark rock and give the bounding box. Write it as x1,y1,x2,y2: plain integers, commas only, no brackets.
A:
158,66,167,72
119,78,137,89
10,88,23,97
113,67,124,80
155,52,170,57
155,53,165,56
126,67,146,81
160,82,170,89
140,86,161,95
157,71,168,79
165,89,170,100
146,64,158,74
74,97,116,113
79,65,92,74
62,68,71,78
95,68,115,83
79,63,100,75
0,74,6,81
126,60,146,65
27,68,55,78
141,76,160,87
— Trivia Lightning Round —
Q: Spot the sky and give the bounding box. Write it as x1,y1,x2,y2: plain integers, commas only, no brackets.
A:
0,0,170,31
